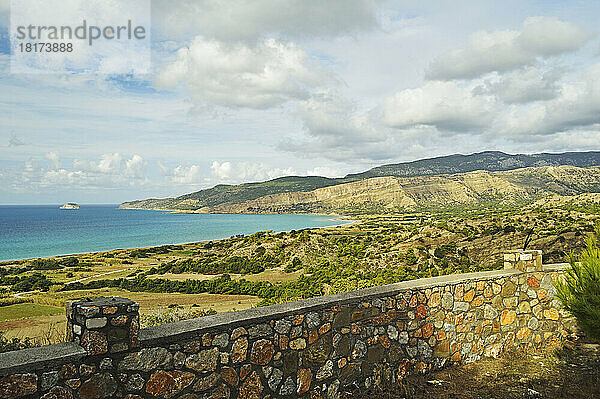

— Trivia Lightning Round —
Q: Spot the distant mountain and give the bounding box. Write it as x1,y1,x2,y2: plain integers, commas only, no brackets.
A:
122,176,352,211
120,151,600,212
201,166,600,214
347,151,600,179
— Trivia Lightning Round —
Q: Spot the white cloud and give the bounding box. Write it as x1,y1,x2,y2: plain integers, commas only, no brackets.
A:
474,66,562,103
73,153,123,174
426,16,590,80
157,161,171,176
496,63,600,137
42,169,84,186
152,0,380,42
382,81,498,131
156,37,331,109
210,161,233,180
297,93,382,143
124,154,146,179
518,16,590,56
211,160,295,183
278,92,386,161
45,151,60,170
305,166,343,178
157,160,304,187
9,0,151,74
172,164,203,185
10,153,150,192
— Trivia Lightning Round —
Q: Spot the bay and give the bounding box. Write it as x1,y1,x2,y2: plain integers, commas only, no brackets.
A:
0,205,348,261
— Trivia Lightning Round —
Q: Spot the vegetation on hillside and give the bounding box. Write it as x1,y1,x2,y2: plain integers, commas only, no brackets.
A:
121,152,600,212
347,151,600,179
555,223,600,341
3,205,596,305
0,331,33,353
1,200,600,348
122,175,350,210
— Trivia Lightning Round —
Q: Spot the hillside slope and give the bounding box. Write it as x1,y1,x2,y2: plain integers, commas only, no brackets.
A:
348,151,600,179
207,166,600,214
120,151,600,212
121,175,351,211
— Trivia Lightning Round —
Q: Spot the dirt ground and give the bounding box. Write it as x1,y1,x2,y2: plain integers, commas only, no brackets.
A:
348,338,600,399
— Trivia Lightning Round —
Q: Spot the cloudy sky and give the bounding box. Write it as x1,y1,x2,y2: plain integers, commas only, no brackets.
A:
1,0,600,204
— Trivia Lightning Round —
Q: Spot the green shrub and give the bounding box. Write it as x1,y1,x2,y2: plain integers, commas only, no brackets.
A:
59,257,79,267
0,331,33,353
555,224,600,341
30,258,61,270
284,257,302,273
0,296,32,307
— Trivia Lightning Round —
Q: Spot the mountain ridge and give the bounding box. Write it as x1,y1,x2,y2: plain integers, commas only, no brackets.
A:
204,166,600,214
121,151,600,213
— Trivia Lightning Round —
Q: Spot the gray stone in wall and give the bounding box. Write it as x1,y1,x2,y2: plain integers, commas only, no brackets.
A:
268,368,283,391
442,291,454,310
388,325,398,340
248,323,272,338
126,373,145,391
118,347,172,372
352,340,367,360
40,371,58,392
418,340,433,360
528,317,539,330
453,301,469,312
484,304,498,319
213,333,229,348
274,319,292,334
316,360,334,381
279,376,296,395
306,312,321,329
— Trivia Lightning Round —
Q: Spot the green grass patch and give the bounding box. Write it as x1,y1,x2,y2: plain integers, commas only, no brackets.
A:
0,303,63,321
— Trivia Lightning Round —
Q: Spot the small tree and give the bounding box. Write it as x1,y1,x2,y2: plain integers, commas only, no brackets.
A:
554,223,600,341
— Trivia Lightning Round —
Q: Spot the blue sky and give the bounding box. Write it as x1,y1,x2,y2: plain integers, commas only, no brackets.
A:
1,0,600,204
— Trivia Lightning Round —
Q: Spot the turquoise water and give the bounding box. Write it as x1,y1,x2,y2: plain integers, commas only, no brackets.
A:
0,205,348,261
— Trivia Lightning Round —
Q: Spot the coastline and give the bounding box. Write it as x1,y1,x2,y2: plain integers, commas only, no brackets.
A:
118,205,347,218
0,211,358,263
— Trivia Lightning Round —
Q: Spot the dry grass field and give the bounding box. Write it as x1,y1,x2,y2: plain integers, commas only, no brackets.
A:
0,289,261,345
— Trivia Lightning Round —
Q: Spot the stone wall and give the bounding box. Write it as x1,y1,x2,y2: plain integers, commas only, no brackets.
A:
0,262,576,399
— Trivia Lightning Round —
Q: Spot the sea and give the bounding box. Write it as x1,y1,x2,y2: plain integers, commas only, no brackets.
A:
0,205,350,261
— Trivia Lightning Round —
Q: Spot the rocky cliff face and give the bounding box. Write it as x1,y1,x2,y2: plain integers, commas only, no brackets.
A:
121,166,600,214
208,169,533,214
121,151,600,213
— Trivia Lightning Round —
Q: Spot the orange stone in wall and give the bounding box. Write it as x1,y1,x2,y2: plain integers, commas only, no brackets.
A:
422,323,434,339
415,305,427,319
537,289,548,300
319,323,331,335
527,277,540,288
409,295,418,307
428,292,441,308
516,327,532,340
544,309,560,320
297,369,312,395
500,310,516,326
464,289,475,302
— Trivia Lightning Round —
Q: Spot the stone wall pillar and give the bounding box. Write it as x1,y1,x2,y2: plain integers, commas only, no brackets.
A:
503,249,542,272
66,296,140,355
